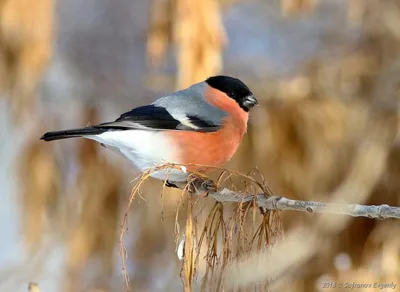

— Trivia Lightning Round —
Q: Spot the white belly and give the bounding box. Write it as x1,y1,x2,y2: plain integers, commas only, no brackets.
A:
84,130,188,182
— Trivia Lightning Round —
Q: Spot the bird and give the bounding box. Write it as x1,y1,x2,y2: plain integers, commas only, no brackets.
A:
41,75,258,187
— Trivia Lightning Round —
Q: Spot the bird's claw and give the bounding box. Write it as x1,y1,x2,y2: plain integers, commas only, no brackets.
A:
187,176,217,196
200,179,217,191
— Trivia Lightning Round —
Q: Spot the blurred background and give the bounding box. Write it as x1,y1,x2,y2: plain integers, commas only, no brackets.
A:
0,0,400,291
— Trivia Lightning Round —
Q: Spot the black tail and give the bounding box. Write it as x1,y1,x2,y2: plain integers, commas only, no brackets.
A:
40,127,106,142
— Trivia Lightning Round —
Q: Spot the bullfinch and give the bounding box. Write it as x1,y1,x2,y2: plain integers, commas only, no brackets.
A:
41,75,258,186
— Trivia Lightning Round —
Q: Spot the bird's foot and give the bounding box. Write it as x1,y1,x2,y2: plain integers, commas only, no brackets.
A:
187,176,217,196
165,177,217,197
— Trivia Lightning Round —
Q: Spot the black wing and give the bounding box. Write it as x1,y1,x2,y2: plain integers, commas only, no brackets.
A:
95,105,221,132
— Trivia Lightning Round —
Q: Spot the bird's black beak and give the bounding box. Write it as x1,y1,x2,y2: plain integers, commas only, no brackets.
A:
243,95,259,109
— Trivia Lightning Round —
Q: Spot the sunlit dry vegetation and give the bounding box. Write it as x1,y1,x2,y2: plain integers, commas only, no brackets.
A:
0,0,399,291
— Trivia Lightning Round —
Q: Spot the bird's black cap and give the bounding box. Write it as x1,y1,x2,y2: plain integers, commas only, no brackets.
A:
205,75,258,111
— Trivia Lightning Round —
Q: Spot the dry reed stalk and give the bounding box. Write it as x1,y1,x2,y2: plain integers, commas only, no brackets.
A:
28,282,41,292
281,0,317,16
183,195,194,292
19,126,61,252
63,108,122,292
0,0,54,124
147,0,226,89
174,0,226,89
348,0,366,24
147,0,173,68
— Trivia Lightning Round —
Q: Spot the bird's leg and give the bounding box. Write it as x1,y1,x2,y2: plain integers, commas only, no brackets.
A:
165,180,179,189
165,179,197,193
165,177,217,197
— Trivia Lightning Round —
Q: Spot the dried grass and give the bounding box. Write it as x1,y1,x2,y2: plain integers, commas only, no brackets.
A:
119,163,284,292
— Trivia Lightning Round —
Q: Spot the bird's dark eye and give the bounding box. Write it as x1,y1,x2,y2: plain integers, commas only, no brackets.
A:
230,92,236,98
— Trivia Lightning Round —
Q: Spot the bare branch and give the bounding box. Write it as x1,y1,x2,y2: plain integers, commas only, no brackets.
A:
193,187,400,219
